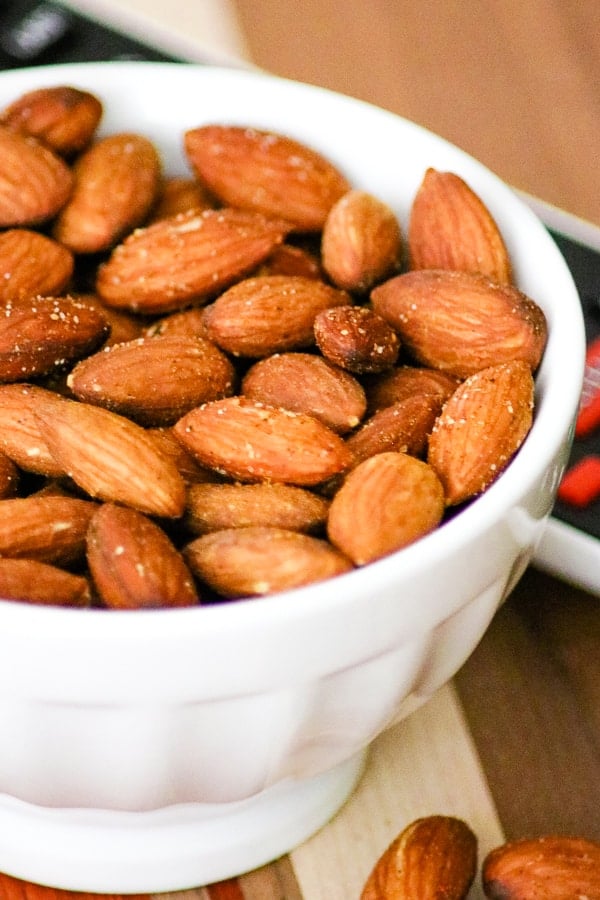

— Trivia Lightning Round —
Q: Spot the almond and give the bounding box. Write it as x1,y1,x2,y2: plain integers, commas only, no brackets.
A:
67,334,235,426
147,427,221,485
327,451,445,564
184,124,351,231
427,360,534,505
96,208,291,315
0,229,74,302
322,189,402,291
80,294,146,348
144,307,210,340
0,295,109,382
0,126,73,227
0,85,102,156
53,132,162,254
361,815,477,900
203,274,351,358
482,835,600,899
0,494,96,565
30,392,186,517
346,394,442,463
409,168,512,284
314,304,400,374
365,365,461,414
371,269,547,377
257,242,323,279
184,526,353,598
0,383,69,476
185,482,330,535
149,175,216,222
86,502,199,609
242,352,366,433
174,396,353,486
0,558,90,607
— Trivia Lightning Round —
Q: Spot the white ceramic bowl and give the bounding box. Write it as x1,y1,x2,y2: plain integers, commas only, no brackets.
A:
0,62,585,892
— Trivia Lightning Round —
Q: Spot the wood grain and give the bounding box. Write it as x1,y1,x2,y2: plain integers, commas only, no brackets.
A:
234,0,600,225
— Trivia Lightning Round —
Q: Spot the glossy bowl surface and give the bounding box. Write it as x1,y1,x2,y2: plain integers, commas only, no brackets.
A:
0,61,585,892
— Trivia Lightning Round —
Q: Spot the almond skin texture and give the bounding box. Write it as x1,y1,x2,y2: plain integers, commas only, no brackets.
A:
0,494,96,565
96,208,291,315
347,394,443,463
0,229,74,302
0,452,18,498
242,352,367,433
322,189,402,291
361,815,477,900
0,85,103,156
257,242,323,280
184,124,351,231
184,526,353,598
482,835,600,900
371,269,547,378
427,360,534,506
0,558,91,607
0,383,68,476
314,304,400,374
409,168,512,284
31,392,186,517
0,126,73,227
203,274,351,358
185,482,330,535
327,451,445,564
67,334,236,426
0,295,109,382
149,175,215,222
174,396,353,486
53,132,162,254
86,503,199,609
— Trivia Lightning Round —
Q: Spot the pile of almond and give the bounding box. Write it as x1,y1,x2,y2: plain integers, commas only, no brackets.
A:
361,815,600,899
0,83,547,609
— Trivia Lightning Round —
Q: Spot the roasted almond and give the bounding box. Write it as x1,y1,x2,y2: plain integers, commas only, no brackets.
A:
144,307,210,340
0,558,91,607
149,175,216,222
0,383,68,476
185,482,330,535
0,452,18,498
147,426,221,484
328,451,445,564
0,229,73,302
242,352,366,433
482,835,600,899
184,526,353,598
86,502,199,609
322,189,402,291
257,242,323,279
409,167,512,284
67,334,235,426
427,360,534,505
0,494,96,565
365,364,461,414
203,274,351,358
361,815,477,900
0,126,73,227
0,295,109,382
174,396,353,486
184,124,351,231
347,394,443,463
31,392,186,517
371,269,547,377
314,304,400,374
0,85,102,156
53,132,162,254
96,208,291,315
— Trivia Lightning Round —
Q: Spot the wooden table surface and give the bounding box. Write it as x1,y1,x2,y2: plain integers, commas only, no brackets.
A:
2,2,600,897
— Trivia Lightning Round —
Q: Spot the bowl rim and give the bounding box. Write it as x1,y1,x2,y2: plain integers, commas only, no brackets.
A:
0,61,586,637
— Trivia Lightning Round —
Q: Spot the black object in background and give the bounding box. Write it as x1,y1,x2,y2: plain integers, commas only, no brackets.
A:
0,0,182,69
